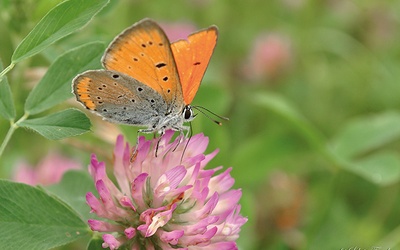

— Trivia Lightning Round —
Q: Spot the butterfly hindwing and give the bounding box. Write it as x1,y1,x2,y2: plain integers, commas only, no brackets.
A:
171,26,218,105
73,70,166,126
102,18,183,108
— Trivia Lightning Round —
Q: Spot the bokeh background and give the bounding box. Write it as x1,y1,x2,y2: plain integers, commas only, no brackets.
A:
2,0,400,249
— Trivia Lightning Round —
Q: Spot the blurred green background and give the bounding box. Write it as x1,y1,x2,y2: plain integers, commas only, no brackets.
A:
2,0,400,249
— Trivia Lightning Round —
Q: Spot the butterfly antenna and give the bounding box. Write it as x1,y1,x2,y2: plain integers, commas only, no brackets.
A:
192,106,229,125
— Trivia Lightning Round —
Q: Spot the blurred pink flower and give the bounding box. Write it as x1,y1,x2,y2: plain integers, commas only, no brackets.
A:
13,152,81,186
281,0,305,10
242,33,292,82
159,21,197,42
86,131,247,249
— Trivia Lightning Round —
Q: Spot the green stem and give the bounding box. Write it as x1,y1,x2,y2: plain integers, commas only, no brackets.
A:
0,63,15,80
0,112,29,159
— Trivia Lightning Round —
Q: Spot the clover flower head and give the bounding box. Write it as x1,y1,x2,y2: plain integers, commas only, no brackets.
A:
86,131,247,249
13,152,81,186
242,33,292,81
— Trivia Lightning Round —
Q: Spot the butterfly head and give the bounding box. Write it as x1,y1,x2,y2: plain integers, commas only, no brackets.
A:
182,105,196,122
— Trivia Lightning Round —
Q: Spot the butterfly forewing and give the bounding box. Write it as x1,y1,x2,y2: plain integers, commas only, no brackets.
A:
73,70,166,126
171,26,218,105
102,19,183,108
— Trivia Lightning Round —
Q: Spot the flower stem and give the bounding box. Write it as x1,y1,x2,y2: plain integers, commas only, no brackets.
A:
0,63,15,80
0,112,29,160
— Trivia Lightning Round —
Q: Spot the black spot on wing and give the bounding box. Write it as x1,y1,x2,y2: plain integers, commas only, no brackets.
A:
156,63,167,68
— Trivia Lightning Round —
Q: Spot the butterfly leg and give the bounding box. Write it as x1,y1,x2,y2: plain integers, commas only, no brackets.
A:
181,123,193,162
154,129,165,157
168,124,192,163
130,128,155,162
171,129,185,152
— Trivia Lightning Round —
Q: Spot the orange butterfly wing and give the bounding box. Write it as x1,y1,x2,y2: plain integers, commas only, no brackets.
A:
102,18,182,107
171,26,218,105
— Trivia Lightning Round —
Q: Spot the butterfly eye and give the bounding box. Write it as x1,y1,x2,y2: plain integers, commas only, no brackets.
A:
182,106,193,120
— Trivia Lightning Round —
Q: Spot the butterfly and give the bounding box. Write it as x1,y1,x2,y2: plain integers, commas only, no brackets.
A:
73,18,219,145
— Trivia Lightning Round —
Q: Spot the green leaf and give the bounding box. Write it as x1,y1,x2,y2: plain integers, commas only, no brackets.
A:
231,130,305,187
11,0,109,63
0,61,16,120
24,42,105,115
0,179,89,250
47,170,96,222
332,112,400,159
344,151,400,186
87,238,104,250
252,92,328,153
18,109,91,140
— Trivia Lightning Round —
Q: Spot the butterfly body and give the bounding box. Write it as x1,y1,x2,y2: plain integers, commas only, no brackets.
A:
73,18,217,136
